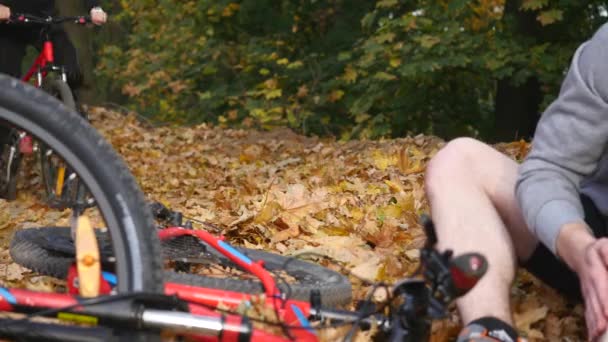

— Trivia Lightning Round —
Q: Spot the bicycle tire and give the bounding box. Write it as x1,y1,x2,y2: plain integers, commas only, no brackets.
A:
10,226,353,307
42,77,76,110
166,249,353,308
0,74,163,293
39,77,90,209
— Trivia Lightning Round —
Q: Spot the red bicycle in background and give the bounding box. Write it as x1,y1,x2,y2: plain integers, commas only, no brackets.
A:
0,13,93,209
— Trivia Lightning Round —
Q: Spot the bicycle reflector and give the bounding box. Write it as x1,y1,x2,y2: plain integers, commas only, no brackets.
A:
448,253,488,298
75,215,101,297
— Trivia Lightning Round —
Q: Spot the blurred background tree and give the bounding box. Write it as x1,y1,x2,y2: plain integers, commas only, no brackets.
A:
86,0,608,141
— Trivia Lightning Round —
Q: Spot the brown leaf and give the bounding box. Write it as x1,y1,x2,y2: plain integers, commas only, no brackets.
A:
514,305,548,338
5,263,27,281
543,313,562,341
397,147,409,173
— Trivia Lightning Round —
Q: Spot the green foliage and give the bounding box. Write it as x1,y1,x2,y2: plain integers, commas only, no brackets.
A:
96,0,608,139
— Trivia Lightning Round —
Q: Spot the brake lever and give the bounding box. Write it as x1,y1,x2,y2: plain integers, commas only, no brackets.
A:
448,252,488,297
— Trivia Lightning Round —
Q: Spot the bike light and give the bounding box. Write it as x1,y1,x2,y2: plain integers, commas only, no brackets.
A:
448,253,488,297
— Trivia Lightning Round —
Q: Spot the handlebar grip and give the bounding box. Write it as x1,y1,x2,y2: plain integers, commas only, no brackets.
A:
448,252,488,297
77,16,92,24
8,13,26,22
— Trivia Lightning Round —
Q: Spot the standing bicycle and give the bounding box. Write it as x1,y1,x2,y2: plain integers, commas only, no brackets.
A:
0,3,107,207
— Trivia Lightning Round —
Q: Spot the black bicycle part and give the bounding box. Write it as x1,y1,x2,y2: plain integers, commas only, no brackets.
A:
9,13,92,26
10,226,353,307
0,318,117,342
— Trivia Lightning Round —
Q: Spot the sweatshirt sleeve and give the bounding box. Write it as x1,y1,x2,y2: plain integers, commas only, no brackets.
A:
515,23,608,255
84,0,100,10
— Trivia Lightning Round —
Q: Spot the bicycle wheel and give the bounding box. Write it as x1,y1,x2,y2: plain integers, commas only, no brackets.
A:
11,226,353,307
39,77,90,210
0,74,163,293
166,243,354,308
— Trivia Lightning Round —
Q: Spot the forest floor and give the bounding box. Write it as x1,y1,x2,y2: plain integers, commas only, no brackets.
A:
0,107,586,341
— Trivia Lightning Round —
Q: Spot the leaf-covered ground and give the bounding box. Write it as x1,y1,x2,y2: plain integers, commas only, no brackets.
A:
0,108,586,341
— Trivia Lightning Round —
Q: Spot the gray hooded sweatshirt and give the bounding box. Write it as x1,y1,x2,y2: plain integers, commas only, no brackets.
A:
516,23,608,255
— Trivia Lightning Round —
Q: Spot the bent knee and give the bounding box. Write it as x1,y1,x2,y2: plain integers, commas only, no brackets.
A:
425,137,488,192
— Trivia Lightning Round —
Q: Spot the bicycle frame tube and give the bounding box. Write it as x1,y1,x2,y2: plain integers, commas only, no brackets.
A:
22,41,55,87
0,286,313,342
165,283,313,323
159,228,281,299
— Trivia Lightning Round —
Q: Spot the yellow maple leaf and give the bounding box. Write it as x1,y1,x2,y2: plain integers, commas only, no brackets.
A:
265,89,282,100
372,150,397,170
343,66,358,83
328,89,345,102
384,179,404,193
389,57,402,68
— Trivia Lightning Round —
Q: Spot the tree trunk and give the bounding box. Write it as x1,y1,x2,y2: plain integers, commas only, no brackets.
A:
494,77,542,141
492,0,543,142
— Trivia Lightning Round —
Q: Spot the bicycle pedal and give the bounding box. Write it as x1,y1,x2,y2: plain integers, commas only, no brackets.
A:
19,136,33,154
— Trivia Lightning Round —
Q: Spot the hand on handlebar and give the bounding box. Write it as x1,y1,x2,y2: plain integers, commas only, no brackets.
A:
90,7,107,25
0,5,10,21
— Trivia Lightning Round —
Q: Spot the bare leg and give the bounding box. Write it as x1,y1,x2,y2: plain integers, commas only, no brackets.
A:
424,138,538,324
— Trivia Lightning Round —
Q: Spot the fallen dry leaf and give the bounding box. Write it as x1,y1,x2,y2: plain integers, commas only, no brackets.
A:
515,306,548,339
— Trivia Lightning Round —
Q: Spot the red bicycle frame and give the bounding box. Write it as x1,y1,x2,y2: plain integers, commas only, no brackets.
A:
0,284,317,342
22,40,60,87
10,13,90,86
0,226,320,341
8,14,90,156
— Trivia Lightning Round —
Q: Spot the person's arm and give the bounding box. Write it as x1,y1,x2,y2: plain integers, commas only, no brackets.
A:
517,26,608,337
517,23,608,340
515,23,608,258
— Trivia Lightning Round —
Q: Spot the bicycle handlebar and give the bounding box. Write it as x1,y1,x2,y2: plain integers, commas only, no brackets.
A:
8,13,91,25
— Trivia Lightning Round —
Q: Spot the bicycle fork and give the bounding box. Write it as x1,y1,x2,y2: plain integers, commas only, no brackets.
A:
4,146,15,184
4,131,32,183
